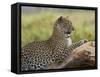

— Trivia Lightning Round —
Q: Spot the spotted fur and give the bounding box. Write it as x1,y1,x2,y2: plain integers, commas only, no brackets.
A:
21,16,87,71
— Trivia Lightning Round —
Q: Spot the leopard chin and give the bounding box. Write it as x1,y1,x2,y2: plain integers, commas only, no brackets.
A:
64,36,72,47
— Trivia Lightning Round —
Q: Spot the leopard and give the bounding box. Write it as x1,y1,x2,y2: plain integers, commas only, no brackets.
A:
21,16,88,71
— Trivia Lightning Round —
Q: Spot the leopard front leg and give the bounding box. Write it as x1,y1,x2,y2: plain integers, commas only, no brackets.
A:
55,39,89,68
48,39,88,69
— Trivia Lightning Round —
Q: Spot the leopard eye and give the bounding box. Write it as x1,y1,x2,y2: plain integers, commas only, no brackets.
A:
63,24,66,27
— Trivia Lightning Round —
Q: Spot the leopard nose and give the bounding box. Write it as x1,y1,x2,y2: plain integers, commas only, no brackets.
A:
65,32,70,34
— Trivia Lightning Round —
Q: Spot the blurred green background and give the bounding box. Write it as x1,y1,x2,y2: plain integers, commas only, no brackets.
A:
21,7,95,47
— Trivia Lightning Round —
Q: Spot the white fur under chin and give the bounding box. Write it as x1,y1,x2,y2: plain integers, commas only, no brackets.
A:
65,37,72,47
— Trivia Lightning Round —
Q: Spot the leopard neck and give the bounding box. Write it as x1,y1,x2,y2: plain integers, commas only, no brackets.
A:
48,27,65,48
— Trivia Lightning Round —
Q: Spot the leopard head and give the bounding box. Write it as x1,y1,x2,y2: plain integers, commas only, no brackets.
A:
54,16,74,38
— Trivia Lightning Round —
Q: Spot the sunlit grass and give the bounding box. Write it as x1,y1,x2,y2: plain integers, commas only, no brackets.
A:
21,11,95,47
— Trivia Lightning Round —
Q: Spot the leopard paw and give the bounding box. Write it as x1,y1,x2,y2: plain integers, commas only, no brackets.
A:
80,39,88,44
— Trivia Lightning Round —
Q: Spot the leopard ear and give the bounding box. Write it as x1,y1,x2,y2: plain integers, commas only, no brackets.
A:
58,16,63,21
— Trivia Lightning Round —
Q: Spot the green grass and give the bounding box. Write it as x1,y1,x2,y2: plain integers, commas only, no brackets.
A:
21,11,95,47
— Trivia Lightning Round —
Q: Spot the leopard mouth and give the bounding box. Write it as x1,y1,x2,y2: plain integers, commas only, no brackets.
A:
64,34,71,38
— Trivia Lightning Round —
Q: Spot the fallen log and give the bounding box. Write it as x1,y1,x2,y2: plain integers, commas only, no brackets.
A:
65,41,95,68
